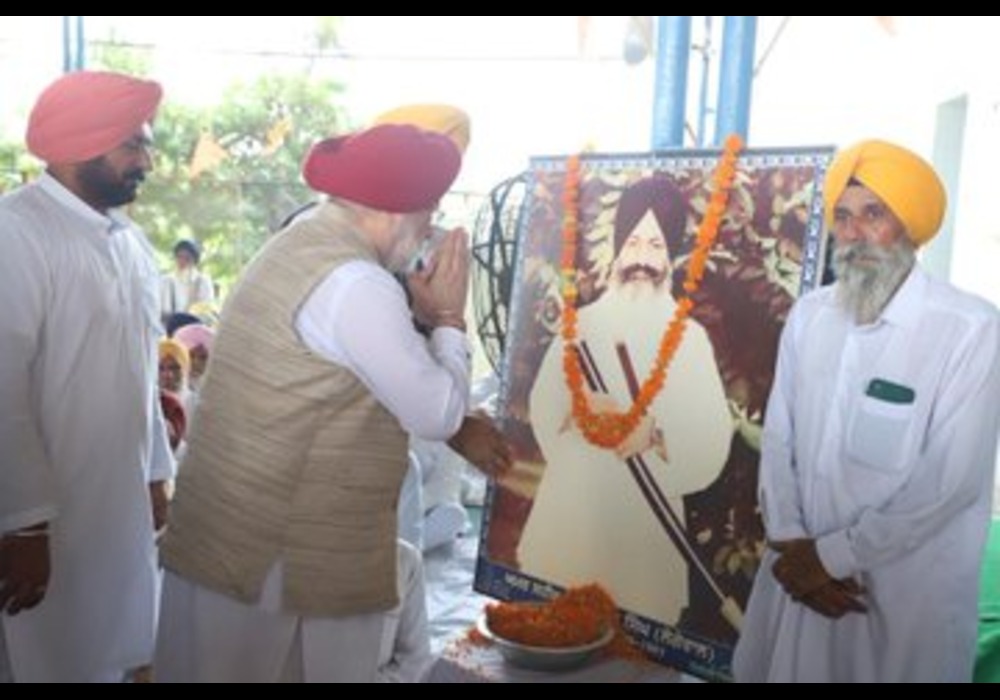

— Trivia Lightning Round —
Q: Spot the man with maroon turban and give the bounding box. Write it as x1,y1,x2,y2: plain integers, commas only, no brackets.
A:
0,71,174,682
734,140,1000,682
156,120,507,682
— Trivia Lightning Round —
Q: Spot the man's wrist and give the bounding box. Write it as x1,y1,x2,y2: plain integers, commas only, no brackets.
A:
433,312,467,332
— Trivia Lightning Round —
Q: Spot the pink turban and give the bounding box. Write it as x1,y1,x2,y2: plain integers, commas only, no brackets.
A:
26,71,163,164
302,124,460,213
174,323,215,353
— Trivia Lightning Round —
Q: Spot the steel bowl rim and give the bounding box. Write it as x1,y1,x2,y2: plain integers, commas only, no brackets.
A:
476,613,614,656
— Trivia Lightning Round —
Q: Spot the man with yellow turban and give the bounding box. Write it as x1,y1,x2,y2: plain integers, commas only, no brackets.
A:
372,103,471,154
0,71,174,681
734,140,1000,682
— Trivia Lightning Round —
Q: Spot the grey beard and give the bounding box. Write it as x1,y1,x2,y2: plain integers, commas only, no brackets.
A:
833,238,916,325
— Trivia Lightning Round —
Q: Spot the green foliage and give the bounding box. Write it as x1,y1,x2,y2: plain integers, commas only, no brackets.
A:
1,21,347,296
314,16,340,53
90,30,153,76
132,74,346,294
83,18,348,295
0,142,40,193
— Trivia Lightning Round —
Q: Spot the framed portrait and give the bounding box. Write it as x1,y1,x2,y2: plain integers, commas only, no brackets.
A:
475,146,833,681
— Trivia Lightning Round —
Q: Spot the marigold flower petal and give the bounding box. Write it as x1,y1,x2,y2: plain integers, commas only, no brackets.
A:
559,136,742,449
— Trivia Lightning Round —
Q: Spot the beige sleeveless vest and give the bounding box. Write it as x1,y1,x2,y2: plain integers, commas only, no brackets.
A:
160,203,408,616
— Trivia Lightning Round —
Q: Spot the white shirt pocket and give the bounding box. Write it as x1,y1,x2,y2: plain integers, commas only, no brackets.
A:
847,396,915,473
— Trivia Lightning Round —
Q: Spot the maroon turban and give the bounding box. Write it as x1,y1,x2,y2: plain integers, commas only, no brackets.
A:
26,71,162,164
302,124,461,214
159,389,187,452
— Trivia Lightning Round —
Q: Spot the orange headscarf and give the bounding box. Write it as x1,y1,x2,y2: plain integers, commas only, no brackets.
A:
159,338,190,377
26,71,162,164
824,139,946,247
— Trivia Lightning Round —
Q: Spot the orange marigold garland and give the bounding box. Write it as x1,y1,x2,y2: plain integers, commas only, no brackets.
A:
562,135,744,450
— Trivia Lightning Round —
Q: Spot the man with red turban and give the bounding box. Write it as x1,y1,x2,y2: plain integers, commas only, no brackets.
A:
0,71,173,682
734,140,1000,682
156,121,508,682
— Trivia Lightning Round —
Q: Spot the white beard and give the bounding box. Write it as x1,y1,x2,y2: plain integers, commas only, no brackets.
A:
833,238,916,325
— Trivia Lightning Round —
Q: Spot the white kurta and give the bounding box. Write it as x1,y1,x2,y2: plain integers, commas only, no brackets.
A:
156,536,433,682
156,257,467,682
0,174,173,682
734,266,1000,683
519,286,732,624
160,268,214,317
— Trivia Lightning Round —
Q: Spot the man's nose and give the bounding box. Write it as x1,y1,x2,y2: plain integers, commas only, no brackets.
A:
835,216,866,243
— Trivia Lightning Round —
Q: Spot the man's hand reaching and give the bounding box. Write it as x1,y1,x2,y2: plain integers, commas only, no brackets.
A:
448,411,512,478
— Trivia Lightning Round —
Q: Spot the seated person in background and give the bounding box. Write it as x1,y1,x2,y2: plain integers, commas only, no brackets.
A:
400,408,507,553
161,239,214,324
410,437,469,551
376,540,433,683
397,453,426,551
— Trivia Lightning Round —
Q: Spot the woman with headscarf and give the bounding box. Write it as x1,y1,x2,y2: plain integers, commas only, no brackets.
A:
173,324,214,387
173,324,214,423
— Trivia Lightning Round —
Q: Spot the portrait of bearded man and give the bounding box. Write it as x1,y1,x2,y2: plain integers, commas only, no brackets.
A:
519,175,733,626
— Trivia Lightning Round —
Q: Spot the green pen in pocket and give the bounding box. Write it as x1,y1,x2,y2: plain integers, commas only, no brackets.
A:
866,378,916,405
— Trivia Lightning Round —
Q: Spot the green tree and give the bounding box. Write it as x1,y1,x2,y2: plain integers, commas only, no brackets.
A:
0,142,40,193
132,74,346,294
89,18,347,295
1,20,347,294
90,28,153,77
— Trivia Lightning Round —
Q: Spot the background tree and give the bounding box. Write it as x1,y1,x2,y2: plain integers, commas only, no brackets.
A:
90,18,347,295
132,76,346,294
0,142,39,193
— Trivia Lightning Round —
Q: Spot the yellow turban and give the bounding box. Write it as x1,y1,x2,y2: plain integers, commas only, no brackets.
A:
372,104,470,154
159,338,190,376
824,140,946,247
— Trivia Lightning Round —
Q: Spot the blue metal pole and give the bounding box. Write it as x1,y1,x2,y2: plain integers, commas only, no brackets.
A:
62,16,72,73
75,15,85,70
650,16,692,150
714,16,757,146
695,15,713,147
